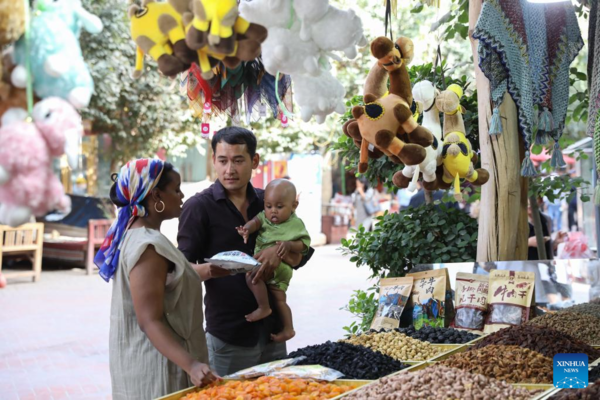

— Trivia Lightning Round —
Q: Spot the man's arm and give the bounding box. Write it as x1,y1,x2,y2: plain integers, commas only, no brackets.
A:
178,197,206,263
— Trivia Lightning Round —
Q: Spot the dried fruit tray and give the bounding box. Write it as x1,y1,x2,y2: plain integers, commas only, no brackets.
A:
389,343,464,363
329,362,426,399
428,343,470,361
332,362,555,399
156,379,373,400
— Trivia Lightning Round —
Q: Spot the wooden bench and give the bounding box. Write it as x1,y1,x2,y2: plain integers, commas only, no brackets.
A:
0,223,44,282
85,219,112,275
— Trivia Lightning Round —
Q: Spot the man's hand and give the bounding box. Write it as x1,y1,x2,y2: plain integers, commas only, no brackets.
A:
188,361,220,387
276,241,292,259
251,246,281,284
236,226,250,244
193,263,231,281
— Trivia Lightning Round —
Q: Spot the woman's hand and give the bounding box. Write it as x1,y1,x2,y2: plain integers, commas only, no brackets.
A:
193,263,231,281
189,361,220,387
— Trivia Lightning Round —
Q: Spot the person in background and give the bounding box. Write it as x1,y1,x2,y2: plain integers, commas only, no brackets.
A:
407,182,460,210
96,159,220,400
352,177,378,231
527,200,567,260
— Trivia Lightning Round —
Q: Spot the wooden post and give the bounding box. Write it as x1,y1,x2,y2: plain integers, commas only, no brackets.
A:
469,0,529,261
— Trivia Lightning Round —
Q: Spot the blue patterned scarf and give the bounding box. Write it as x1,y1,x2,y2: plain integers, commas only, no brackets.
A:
94,159,165,282
473,0,583,176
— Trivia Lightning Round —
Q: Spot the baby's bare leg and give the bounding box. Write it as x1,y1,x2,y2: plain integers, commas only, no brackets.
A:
245,274,272,322
269,287,295,342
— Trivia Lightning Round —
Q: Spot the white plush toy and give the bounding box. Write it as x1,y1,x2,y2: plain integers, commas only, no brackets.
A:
394,80,443,191
293,0,367,59
260,26,322,77
293,70,346,124
239,0,365,123
238,0,291,29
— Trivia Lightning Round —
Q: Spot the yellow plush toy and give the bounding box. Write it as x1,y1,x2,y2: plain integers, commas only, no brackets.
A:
436,84,489,201
186,0,239,53
128,0,196,78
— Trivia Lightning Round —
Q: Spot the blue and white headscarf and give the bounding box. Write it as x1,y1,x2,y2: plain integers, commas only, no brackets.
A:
94,159,165,282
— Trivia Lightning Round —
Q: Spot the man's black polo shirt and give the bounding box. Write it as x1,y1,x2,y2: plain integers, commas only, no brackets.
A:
178,180,302,347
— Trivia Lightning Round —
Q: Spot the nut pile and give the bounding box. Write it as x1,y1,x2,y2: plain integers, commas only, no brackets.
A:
471,324,600,360
440,345,553,383
287,341,409,380
548,379,600,400
181,376,353,400
528,311,600,345
341,331,441,361
394,325,479,344
561,303,600,319
344,365,542,400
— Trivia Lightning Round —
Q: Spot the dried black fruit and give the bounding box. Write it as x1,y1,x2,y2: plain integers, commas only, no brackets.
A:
391,325,479,344
287,341,408,380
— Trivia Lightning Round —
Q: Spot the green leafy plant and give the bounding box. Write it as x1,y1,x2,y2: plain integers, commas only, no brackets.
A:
528,147,590,203
340,287,378,335
340,205,478,279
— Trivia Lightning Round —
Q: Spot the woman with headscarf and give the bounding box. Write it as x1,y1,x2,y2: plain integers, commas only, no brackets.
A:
95,159,227,400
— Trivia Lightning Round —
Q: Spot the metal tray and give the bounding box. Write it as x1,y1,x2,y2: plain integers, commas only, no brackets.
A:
156,378,373,400
331,363,555,399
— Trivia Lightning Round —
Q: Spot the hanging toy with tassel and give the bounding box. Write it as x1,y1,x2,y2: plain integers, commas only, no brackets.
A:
535,106,554,145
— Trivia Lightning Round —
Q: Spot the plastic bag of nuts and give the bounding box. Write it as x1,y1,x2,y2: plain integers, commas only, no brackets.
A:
343,365,543,400
440,344,553,383
340,331,441,361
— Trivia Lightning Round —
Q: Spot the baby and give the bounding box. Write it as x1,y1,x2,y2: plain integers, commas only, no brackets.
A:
237,179,310,342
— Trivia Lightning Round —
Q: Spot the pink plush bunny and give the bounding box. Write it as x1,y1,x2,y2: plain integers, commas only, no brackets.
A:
0,97,83,227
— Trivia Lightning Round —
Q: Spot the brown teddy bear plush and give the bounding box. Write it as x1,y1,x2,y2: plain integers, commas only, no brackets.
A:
343,36,433,174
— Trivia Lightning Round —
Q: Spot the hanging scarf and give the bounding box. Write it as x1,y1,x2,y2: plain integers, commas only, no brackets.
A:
473,0,583,176
94,159,165,282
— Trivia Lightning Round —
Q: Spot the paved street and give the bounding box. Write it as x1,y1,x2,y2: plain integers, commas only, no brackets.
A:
0,244,373,400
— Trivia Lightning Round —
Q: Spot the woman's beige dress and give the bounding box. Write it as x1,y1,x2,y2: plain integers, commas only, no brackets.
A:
109,227,208,400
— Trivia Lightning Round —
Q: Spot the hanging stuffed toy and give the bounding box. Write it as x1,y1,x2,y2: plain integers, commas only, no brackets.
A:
435,84,489,201
343,36,433,173
185,0,239,53
128,0,197,78
0,97,83,227
239,0,366,123
293,0,367,59
0,0,25,46
294,69,346,123
151,0,267,80
11,0,103,109
393,79,443,191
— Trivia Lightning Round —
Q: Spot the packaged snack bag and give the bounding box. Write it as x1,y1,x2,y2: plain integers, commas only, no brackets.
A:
267,365,344,381
370,277,414,331
224,357,306,379
204,251,260,274
484,269,536,334
451,273,489,333
407,269,455,329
